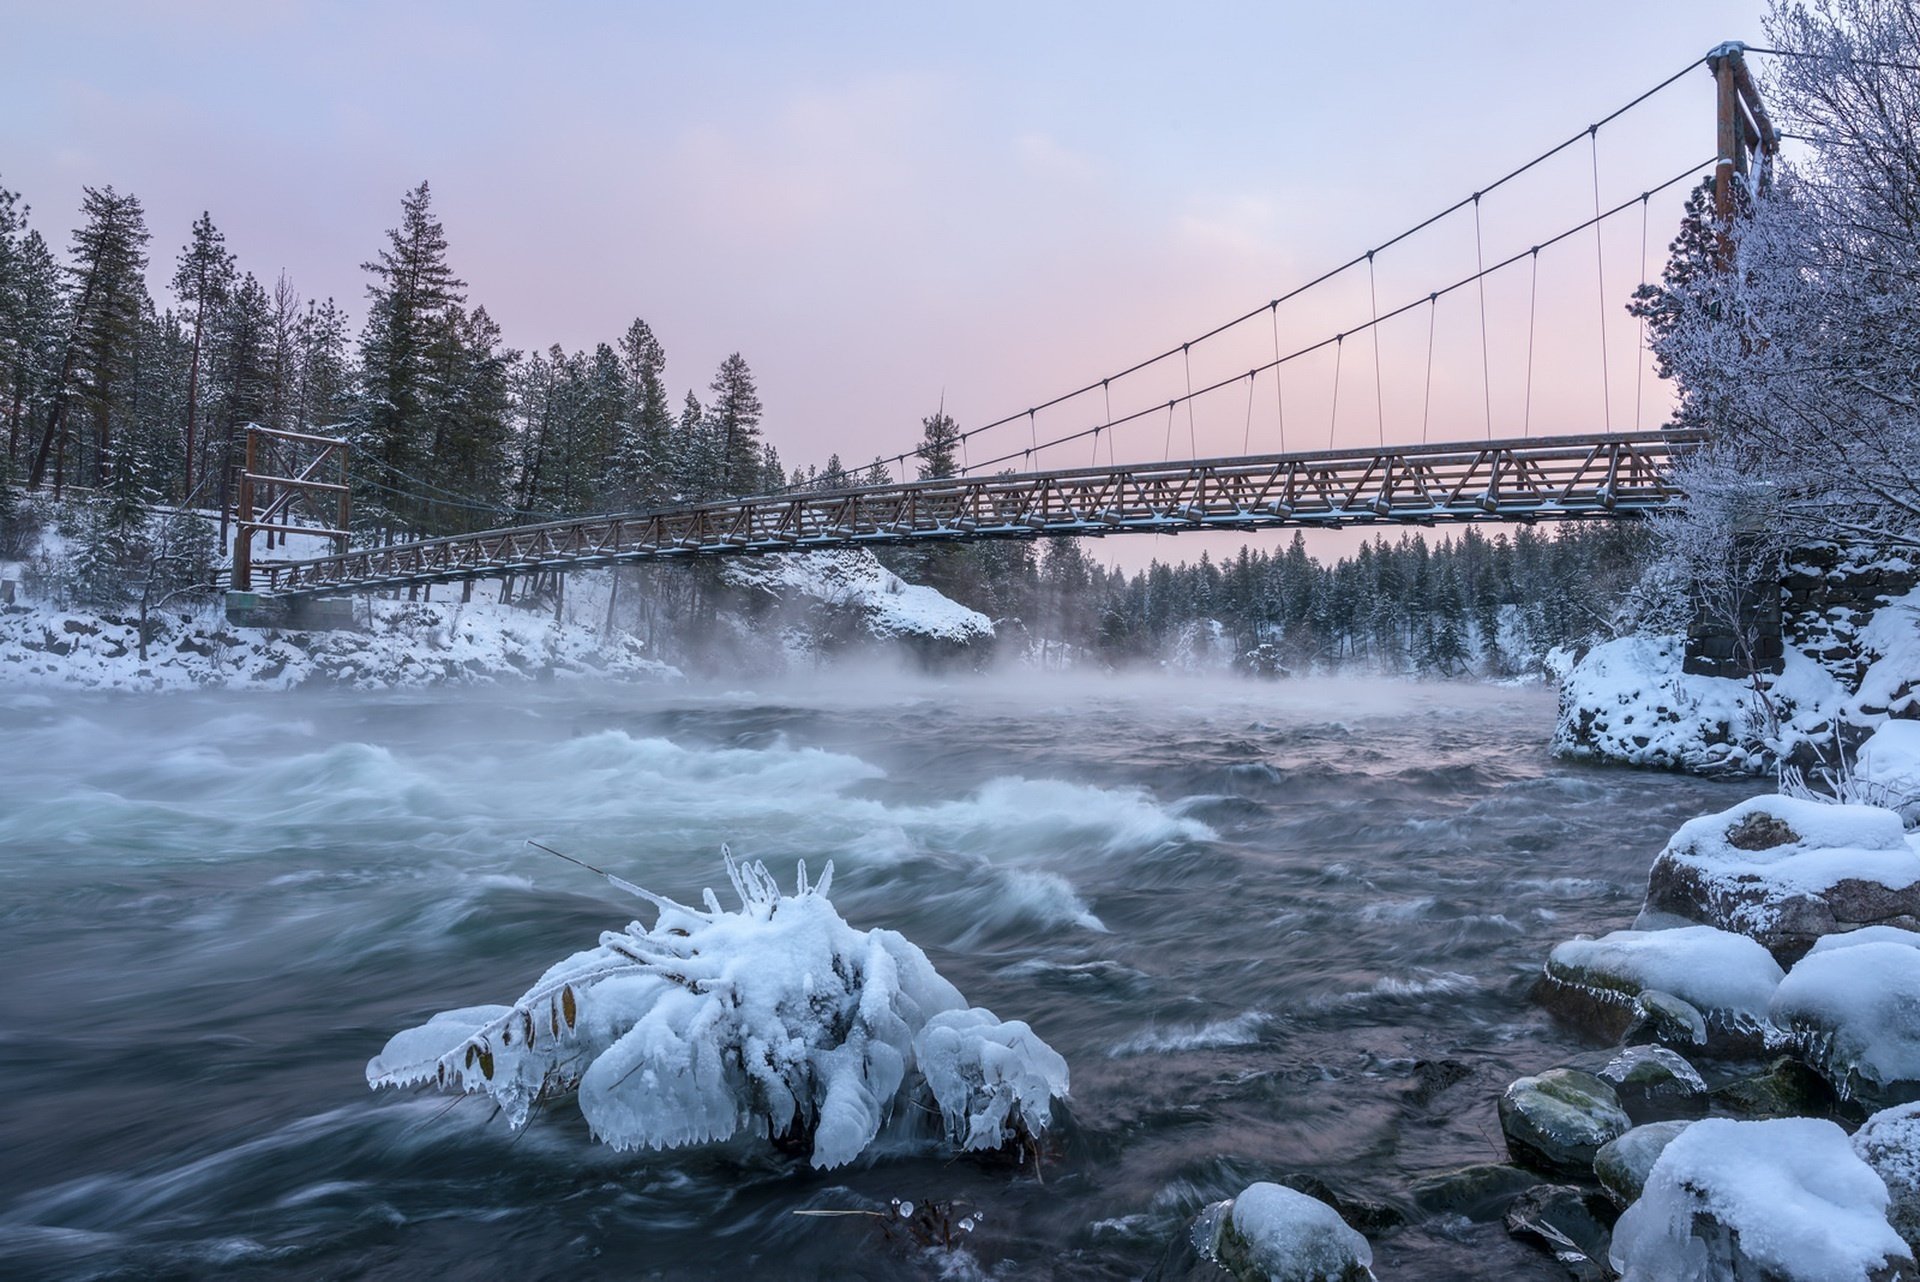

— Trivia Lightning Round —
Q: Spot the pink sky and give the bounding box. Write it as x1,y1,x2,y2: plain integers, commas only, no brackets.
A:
7,0,1767,568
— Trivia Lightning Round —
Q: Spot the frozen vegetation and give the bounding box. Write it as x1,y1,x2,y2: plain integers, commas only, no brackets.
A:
368,854,1068,1168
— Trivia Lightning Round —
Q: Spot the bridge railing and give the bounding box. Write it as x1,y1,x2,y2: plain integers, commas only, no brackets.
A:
250,430,1697,598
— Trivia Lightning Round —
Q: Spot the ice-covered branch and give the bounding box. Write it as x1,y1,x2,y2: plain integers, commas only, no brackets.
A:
367,854,1069,1169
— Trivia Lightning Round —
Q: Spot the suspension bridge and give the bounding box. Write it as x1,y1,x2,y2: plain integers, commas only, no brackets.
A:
227,43,1778,613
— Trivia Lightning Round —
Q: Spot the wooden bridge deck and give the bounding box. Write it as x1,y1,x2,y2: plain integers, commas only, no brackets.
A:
245,431,1694,599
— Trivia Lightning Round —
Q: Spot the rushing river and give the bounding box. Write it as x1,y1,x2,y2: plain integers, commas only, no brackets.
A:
0,675,1757,1280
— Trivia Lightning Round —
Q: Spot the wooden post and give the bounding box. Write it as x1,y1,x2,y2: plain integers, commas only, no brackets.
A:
234,428,256,591
1712,48,1740,263
336,442,351,555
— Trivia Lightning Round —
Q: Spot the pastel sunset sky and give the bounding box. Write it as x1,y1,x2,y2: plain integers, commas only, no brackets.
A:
7,0,1768,562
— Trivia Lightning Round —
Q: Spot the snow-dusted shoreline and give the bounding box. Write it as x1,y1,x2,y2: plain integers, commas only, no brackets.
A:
0,595,683,692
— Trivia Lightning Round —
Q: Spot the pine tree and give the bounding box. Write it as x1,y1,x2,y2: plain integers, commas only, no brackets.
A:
169,211,233,498
29,185,151,494
706,353,763,496
610,318,671,508
356,181,466,538
294,298,351,431
917,406,961,480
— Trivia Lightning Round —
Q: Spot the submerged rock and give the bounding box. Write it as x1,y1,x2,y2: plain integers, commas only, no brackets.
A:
1641,794,1920,966
1498,1069,1631,1179
1187,1183,1376,1282
1502,1185,1615,1282
1594,1120,1693,1207
1537,926,1782,1055
1773,937,1920,1111
1595,1046,1708,1124
1408,1163,1544,1223
1855,1102,1920,1256
1610,1117,1911,1282
1709,1056,1838,1120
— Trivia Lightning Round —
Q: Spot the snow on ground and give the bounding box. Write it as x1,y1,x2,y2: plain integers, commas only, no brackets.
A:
721,549,992,646
1554,586,1920,777
0,591,680,692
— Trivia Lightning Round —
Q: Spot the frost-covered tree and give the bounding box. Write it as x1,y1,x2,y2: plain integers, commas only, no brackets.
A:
1646,2,1920,567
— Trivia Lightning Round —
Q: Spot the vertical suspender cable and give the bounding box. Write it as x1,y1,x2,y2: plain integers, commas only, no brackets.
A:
1421,294,1437,444
1473,193,1493,440
1243,370,1256,455
1270,302,1286,453
1183,343,1197,457
1163,400,1175,460
1590,128,1613,432
1103,379,1114,467
1328,334,1344,450
1367,251,1385,446
1636,192,1650,431
1524,247,1539,437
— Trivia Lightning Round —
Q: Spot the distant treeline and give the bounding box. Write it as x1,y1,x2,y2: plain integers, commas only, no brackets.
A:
0,177,895,547
882,520,1649,676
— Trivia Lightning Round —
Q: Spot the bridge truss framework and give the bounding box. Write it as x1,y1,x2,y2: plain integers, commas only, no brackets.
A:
243,431,1693,601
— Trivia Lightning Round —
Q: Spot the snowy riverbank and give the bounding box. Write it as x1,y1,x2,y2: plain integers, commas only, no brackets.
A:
1554,582,1920,778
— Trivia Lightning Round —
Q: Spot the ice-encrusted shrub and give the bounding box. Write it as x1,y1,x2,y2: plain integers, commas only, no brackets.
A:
367,853,1068,1168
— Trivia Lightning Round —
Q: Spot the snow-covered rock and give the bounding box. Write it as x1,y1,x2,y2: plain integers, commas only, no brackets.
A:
1192,1182,1375,1282
1610,1117,1911,1282
1772,939,1920,1110
1537,926,1783,1053
367,854,1068,1168
1498,1068,1632,1178
1855,1102,1920,1255
720,549,992,654
1640,795,1920,965
1595,1120,1694,1207
1552,634,1769,775
1597,1046,1709,1124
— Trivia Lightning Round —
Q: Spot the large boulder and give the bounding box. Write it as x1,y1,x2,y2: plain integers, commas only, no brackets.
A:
1773,934,1920,1110
1610,1117,1911,1282
1536,926,1783,1054
1640,794,1920,965
1498,1068,1632,1179
1594,1120,1694,1207
1188,1183,1375,1282
1854,1102,1920,1256
1595,1046,1709,1124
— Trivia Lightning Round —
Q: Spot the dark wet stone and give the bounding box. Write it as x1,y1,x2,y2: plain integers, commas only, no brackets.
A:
1595,1120,1694,1207
1596,1045,1709,1124
1409,1163,1545,1222
1710,1056,1839,1119
1503,1185,1616,1282
1498,1069,1632,1179
1406,1058,1472,1108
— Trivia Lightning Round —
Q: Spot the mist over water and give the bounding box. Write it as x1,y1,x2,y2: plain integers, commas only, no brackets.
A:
0,675,1756,1280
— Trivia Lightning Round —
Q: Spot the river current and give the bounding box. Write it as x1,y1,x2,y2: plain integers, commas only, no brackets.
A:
0,675,1756,1280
